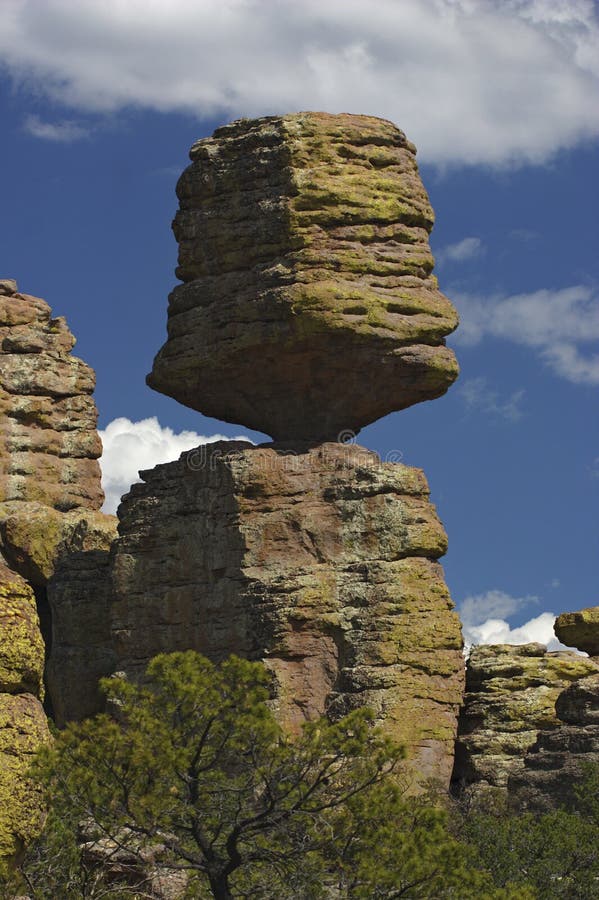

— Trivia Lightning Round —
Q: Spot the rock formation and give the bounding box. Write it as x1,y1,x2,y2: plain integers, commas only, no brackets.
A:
554,606,599,656
107,441,464,785
506,607,599,810
148,113,459,441
0,278,115,864
452,642,599,800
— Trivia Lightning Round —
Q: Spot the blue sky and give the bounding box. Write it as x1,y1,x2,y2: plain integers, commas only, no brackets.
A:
1,0,597,648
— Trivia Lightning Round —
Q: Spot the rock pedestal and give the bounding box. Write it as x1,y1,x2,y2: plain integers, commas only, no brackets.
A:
148,113,459,441
107,441,464,786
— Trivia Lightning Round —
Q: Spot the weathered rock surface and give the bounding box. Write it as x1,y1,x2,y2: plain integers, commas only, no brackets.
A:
452,643,598,799
508,672,599,810
148,113,459,441
47,548,116,726
106,441,464,787
0,281,116,863
0,563,49,861
0,280,104,512
554,605,599,656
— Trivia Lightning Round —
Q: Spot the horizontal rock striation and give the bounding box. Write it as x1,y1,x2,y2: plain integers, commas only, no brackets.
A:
108,441,464,787
0,280,116,864
148,113,459,441
0,279,103,512
452,643,599,800
509,673,599,811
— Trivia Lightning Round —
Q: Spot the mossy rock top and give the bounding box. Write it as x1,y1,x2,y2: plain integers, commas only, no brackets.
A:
148,112,459,440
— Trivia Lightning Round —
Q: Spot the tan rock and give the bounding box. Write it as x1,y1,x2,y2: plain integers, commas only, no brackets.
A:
0,287,104,512
0,563,44,696
0,501,116,586
109,441,464,787
554,605,599,656
148,113,459,440
0,564,49,863
452,643,599,799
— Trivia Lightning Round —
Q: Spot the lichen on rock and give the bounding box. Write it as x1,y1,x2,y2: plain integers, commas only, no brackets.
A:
148,113,459,441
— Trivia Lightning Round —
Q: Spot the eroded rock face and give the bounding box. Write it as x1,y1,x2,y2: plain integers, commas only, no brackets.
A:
554,606,599,656
108,441,464,786
452,643,599,799
148,113,459,441
0,563,49,861
509,673,599,811
0,281,116,863
0,280,104,512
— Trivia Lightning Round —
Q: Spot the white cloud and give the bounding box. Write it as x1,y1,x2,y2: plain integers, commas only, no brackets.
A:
463,612,578,653
460,589,538,627
98,416,251,515
0,1,598,166
459,376,525,421
452,285,599,385
435,237,483,264
23,113,89,141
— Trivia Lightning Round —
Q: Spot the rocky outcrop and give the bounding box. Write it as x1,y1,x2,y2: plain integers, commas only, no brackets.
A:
452,643,598,799
148,113,459,441
505,609,599,810
0,279,116,589
106,441,464,787
0,279,116,864
508,673,599,811
554,606,599,657
0,563,49,861
0,279,104,513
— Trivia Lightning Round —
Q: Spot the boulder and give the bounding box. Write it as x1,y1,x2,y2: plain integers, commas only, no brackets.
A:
148,113,459,441
554,606,599,656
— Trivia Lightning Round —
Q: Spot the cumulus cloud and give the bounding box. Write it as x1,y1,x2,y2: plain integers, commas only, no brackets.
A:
435,237,484,264
99,416,251,514
452,285,599,385
460,588,538,627
463,612,575,653
459,376,525,421
0,0,598,166
459,587,584,654
23,113,89,141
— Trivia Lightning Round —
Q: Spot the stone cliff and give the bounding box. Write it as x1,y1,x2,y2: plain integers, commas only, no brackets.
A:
0,278,115,864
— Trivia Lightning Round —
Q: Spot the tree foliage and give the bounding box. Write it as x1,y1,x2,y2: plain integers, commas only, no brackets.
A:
0,650,521,899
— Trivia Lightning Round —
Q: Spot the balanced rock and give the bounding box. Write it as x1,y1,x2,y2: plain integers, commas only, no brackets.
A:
554,605,599,656
102,441,464,787
452,643,598,799
148,113,459,440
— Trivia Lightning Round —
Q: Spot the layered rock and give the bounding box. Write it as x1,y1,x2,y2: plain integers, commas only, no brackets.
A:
148,113,459,441
554,606,599,657
505,609,599,810
452,643,598,799
107,441,464,786
0,563,49,861
0,279,116,863
508,673,599,811
0,279,116,588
